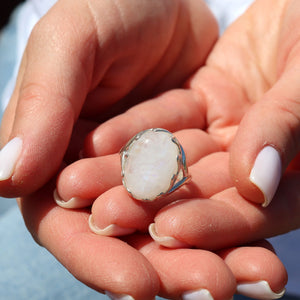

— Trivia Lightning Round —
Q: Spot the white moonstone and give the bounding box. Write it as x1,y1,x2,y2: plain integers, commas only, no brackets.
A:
122,129,180,201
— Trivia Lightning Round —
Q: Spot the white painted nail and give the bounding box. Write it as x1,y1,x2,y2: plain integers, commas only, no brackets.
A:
148,223,189,248
250,146,281,207
237,280,285,299
0,137,22,181
53,189,90,209
182,289,214,300
89,215,135,236
105,291,135,300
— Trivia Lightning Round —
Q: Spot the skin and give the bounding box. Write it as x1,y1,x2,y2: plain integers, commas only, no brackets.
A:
56,0,299,296
0,0,298,298
57,0,300,246
0,0,217,197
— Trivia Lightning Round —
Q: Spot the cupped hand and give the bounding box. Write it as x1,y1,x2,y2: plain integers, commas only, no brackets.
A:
56,0,300,240
83,0,300,208
0,0,217,197
30,126,288,299
11,0,299,298
17,124,286,299
53,0,300,297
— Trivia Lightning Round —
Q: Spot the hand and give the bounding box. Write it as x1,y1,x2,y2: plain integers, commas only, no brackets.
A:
19,117,287,300
53,125,290,298
8,0,297,298
222,0,300,207
84,0,300,207
53,0,299,297
0,0,217,197
83,0,300,208
58,0,300,243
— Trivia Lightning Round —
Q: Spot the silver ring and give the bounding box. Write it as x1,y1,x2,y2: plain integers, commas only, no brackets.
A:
120,128,190,201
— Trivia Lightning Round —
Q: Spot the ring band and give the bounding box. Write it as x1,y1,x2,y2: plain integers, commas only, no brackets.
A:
120,128,190,201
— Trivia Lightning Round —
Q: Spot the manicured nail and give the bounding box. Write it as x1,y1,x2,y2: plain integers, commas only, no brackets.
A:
0,137,22,181
105,291,135,300
250,146,281,207
89,215,135,236
237,280,285,299
148,223,189,248
53,189,89,209
182,289,214,300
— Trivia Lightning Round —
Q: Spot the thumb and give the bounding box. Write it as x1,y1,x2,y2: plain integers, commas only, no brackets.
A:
230,58,300,207
0,2,96,197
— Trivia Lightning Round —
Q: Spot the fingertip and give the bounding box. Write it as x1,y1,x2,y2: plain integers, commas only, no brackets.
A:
231,144,282,208
0,137,23,182
138,241,236,300
230,141,262,207
249,146,282,207
230,66,300,207
182,289,214,300
54,189,92,209
89,215,135,236
105,291,135,300
230,104,284,207
236,281,286,300
0,102,75,197
220,244,288,298
148,223,189,248
55,155,121,205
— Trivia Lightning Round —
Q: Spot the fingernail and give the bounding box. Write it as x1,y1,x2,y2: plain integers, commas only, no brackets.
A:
89,215,135,236
182,289,214,300
237,280,285,299
105,291,135,300
0,137,22,181
53,189,89,209
148,223,189,248
250,146,281,207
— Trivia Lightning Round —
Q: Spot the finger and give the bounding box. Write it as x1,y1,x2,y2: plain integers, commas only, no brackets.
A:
0,1,99,197
54,154,121,208
127,235,236,300
83,89,207,157
89,152,232,237
69,130,222,235
1,0,176,196
150,171,300,249
19,183,159,300
230,3,300,207
219,241,287,299
0,0,217,198
55,129,220,209
89,186,159,236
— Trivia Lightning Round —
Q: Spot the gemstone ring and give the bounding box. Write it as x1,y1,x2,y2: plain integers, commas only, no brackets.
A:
120,128,191,201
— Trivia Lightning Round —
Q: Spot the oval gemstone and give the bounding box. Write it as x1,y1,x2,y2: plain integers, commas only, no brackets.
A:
122,129,180,201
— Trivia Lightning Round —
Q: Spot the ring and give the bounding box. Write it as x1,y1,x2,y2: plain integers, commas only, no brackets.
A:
120,128,191,201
